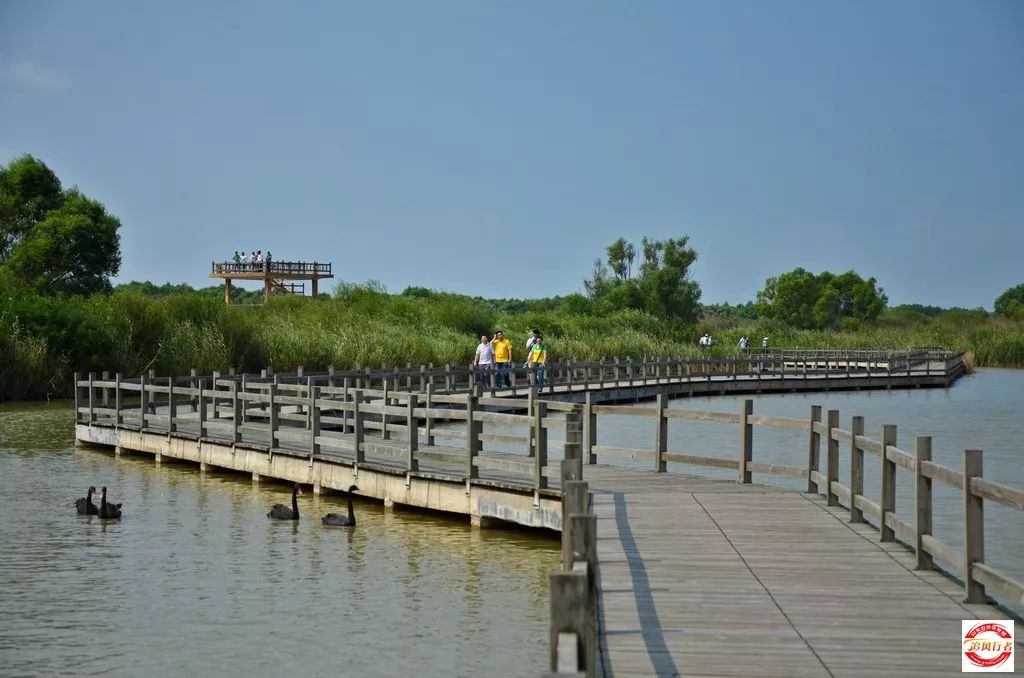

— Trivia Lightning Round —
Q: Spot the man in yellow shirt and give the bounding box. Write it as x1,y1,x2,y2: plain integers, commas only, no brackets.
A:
491,330,513,388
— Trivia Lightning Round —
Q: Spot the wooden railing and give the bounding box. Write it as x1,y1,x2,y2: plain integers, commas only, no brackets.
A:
548,442,598,677
114,350,960,402
73,370,586,492
576,396,1024,611
211,261,332,276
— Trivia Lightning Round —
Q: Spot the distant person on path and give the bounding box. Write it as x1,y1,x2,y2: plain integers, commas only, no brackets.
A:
762,336,769,352
241,251,249,267
253,250,263,266
739,335,748,351
232,251,240,266
473,334,494,390
699,333,712,348
491,330,513,388
526,334,549,389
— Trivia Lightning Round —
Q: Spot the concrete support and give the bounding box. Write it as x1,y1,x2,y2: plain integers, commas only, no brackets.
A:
383,496,395,509
312,277,319,298
313,483,322,495
224,278,232,305
252,471,261,482
199,461,208,472
154,452,162,464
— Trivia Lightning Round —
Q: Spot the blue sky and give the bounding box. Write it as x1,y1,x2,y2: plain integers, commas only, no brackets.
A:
1,1,1021,308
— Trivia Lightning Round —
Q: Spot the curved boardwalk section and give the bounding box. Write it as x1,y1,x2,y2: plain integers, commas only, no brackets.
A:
586,466,1002,677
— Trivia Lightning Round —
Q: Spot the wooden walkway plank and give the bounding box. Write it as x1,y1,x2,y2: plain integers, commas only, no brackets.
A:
583,465,1008,677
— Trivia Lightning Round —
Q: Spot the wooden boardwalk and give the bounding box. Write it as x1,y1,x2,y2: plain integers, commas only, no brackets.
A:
583,466,1006,677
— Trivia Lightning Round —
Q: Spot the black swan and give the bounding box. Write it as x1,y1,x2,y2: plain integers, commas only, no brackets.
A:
75,486,99,515
321,485,360,526
267,484,303,520
98,487,122,519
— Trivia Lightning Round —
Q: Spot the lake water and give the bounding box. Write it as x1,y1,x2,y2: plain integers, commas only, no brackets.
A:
2,368,1021,676
0,404,559,678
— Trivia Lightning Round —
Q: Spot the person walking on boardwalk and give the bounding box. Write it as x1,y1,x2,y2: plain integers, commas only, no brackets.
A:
526,328,541,352
232,250,240,266
526,334,549,389
762,336,769,352
473,334,495,391
491,330,513,388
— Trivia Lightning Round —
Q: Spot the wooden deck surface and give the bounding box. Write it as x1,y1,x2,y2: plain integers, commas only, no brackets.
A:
582,466,1004,677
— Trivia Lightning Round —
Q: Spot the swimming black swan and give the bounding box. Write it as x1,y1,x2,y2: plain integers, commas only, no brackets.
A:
321,485,360,526
75,486,99,515
98,487,122,519
267,484,303,520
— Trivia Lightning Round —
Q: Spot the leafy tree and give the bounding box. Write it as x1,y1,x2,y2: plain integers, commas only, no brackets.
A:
0,155,122,295
0,154,64,261
2,189,121,294
584,236,701,322
994,284,1024,318
756,268,886,329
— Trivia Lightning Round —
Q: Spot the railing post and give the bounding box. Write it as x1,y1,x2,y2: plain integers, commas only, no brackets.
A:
190,367,198,411
114,373,122,426
310,385,321,457
914,436,933,570
211,371,221,419
445,363,452,392
549,569,591,676
381,378,390,440
963,449,985,603
139,373,148,428
562,481,588,569
826,409,839,506
407,393,420,472
425,383,435,446
232,381,242,444
739,399,753,483
465,394,479,478
583,391,597,465
198,380,207,437
534,401,548,489
84,372,97,424
268,383,278,450
342,377,351,433
101,370,110,408
73,372,81,423
353,390,365,463
168,377,177,433
564,410,582,463
655,394,668,473
849,416,865,523
806,405,821,493
880,424,897,541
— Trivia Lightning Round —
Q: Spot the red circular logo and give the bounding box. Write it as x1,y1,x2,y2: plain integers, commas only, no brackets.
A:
963,622,1013,668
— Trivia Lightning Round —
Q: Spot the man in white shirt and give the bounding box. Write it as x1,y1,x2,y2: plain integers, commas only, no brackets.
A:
526,328,541,352
473,334,495,391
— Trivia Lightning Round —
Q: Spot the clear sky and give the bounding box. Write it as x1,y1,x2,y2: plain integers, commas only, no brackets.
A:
1,1,1021,308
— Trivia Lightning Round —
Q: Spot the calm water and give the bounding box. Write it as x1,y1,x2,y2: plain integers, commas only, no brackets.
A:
0,404,559,678
591,367,1024,588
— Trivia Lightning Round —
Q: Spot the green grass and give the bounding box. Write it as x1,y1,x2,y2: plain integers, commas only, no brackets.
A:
1,287,1021,401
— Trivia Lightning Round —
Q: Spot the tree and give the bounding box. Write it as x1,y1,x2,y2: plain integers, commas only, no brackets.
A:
1,189,121,295
584,236,702,322
756,268,886,329
0,154,63,261
994,284,1024,318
